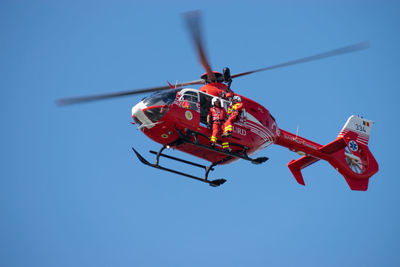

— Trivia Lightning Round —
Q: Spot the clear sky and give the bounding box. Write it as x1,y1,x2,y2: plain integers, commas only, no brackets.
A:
1,1,399,266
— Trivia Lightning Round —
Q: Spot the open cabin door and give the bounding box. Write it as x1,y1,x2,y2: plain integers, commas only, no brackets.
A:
199,92,213,127
199,92,245,123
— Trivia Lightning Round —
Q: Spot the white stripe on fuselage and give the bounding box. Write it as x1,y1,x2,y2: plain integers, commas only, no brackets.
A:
244,112,274,142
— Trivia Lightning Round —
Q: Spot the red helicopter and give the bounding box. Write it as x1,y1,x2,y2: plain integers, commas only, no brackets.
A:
59,11,378,190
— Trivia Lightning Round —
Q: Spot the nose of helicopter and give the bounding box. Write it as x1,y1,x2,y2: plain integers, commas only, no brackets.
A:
131,89,178,128
131,101,169,128
131,101,153,128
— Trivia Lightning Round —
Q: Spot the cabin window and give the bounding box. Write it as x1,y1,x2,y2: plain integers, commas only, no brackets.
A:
179,90,199,111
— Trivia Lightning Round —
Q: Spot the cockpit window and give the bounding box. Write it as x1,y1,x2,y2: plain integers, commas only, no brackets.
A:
143,89,180,107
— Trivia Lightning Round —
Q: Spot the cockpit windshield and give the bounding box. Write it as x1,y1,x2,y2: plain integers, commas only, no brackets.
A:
143,89,180,107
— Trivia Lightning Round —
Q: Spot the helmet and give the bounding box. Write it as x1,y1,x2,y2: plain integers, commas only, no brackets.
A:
232,95,242,102
211,97,220,106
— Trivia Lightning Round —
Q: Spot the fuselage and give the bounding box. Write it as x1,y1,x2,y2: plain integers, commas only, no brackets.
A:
131,84,279,164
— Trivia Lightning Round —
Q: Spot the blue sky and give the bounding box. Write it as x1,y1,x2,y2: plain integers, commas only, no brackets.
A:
1,1,399,266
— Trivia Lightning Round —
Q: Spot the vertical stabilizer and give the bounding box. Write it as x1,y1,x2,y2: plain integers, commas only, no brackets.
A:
338,115,373,145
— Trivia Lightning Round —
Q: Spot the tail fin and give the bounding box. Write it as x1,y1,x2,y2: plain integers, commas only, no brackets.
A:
280,115,379,191
338,115,373,145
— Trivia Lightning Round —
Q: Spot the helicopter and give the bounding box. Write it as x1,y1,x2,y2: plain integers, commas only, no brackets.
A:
58,11,379,190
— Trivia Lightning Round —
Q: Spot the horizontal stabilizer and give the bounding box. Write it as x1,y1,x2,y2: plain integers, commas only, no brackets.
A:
288,156,319,185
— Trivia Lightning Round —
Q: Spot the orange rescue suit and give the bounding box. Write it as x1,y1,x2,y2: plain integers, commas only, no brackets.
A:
224,102,243,134
208,106,227,143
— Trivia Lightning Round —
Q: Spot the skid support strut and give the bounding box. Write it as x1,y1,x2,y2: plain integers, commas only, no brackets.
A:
132,146,227,187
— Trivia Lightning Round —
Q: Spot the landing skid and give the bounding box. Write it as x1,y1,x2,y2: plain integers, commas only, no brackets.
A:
132,129,268,187
132,146,227,187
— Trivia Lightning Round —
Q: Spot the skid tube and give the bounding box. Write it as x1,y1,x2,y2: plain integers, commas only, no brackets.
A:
132,146,228,187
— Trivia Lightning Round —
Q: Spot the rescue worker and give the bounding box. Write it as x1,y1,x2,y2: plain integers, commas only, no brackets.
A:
219,91,234,102
180,100,190,109
179,95,190,109
222,95,244,137
207,97,228,149
225,90,234,102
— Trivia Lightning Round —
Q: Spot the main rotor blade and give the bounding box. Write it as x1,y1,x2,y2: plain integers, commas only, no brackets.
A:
57,79,204,106
231,41,369,79
183,10,215,81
